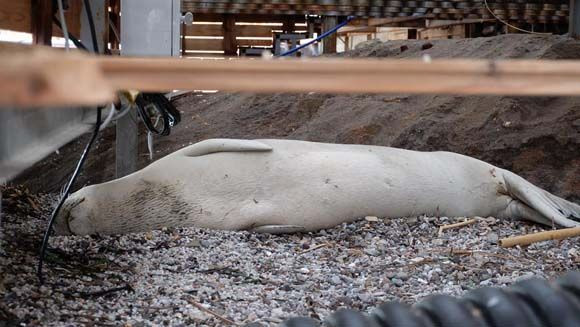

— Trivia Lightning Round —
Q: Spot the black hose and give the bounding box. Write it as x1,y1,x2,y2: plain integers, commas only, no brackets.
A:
280,271,580,327
37,107,102,284
83,0,99,53
37,0,103,285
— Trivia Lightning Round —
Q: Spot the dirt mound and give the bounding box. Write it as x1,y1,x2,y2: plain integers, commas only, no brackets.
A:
343,34,580,60
15,34,580,202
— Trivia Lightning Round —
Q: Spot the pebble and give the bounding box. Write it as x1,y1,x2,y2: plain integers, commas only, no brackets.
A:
391,278,404,287
1,193,576,326
395,272,409,281
486,232,499,244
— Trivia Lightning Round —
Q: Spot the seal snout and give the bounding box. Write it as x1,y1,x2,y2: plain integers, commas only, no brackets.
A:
53,196,86,235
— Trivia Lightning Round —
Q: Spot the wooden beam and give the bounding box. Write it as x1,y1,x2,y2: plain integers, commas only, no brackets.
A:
223,15,237,56
322,16,337,54
571,0,580,38
0,43,114,107
100,57,580,96
109,0,121,50
236,39,271,47
337,26,378,35
282,17,294,33
184,24,223,37
425,19,495,29
194,13,305,24
236,25,275,37
350,16,426,28
0,1,32,33
0,0,82,36
31,0,53,46
11,43,580,107
184,38,224,51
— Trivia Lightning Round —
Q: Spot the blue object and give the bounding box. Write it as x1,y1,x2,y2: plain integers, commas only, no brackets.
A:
279,16,354,57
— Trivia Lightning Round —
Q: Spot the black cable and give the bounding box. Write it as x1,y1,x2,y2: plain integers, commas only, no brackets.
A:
37,0,103,285
83,0,99,53
37,107,102,284
135,93,181,136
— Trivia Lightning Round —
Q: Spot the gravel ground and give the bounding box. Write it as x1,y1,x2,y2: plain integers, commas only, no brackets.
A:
1,191,578,326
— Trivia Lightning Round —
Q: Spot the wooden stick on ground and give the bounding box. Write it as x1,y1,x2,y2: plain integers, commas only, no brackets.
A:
499,226,580,248
438,219,478,237
299,242,330,255
185,297,238,325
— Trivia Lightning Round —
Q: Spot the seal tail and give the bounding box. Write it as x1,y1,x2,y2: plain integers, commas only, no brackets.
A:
503,170,580,227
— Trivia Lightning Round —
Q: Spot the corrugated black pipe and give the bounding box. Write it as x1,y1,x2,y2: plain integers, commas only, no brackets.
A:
280,271,580,327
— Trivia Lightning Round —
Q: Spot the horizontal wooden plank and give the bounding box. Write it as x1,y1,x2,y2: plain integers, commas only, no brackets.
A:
100,57,580,96
184,24,223,36
0,42,114,107
183,53,228,59
237,38,272,47
192,13,306,24
236,24,275,37
10,42,580,108
184,38,224,51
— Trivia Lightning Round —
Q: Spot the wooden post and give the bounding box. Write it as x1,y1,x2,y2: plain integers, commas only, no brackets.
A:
181,24,186,57
223,15,237,56
283,17,295,34
307,18,315,38
31,0,53,46
109,0,121,51
322,16,338,54
116,106,138,178
570,0,580,38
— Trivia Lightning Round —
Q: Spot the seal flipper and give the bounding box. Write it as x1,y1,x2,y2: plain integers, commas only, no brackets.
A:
503,171,580,227
178,139,273,157
250,225,306,234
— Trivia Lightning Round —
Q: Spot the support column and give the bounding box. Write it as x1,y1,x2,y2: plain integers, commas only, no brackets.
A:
223,15,237,56
282,17,295,34
109,0,121,51
570,0,580,38
31,0,53,46
81,0,108,53
116,107,138,178
322,16,338,54
307,18,315,38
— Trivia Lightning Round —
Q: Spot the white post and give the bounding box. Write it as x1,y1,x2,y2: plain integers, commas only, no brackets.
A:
117,0,182,177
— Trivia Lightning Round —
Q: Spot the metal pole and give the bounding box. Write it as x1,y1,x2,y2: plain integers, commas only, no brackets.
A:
116,106,139,178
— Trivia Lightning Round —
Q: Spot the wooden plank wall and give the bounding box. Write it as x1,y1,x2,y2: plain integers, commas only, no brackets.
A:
0,0,83,37
182,14,309,58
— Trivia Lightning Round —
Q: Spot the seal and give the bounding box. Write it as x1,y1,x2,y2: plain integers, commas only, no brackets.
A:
53,139,580,235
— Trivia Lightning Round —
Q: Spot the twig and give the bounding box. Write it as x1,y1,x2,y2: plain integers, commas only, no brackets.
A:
80,284,133,298
185,297,238,325
438,219,478,237
299,243,329,254
499,226,580,248
385,257,435,270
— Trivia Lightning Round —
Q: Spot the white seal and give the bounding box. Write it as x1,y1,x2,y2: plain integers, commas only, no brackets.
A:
54,139,580,235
